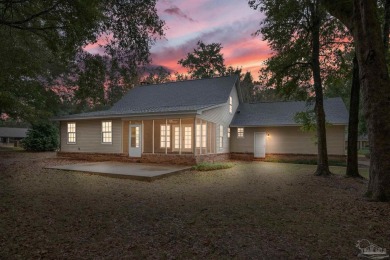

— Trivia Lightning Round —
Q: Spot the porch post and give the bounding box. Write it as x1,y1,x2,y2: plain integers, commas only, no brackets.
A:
141,120,144,154
193,118,196,155
179,118,182,155
152,120,154,154
165,118,168,155
206,121,211,154
200,119,202,155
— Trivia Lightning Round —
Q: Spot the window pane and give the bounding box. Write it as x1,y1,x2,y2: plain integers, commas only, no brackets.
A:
196,124,201,148
102,121,112,143
67,123,76,143
174,127,180,149
202,123,207,148
131,127,136,148
184,127,191,149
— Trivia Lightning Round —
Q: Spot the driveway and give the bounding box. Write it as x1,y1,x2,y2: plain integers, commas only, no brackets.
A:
46,161,190,181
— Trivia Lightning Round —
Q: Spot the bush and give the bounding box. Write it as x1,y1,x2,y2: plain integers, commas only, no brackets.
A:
192,162,234,171
22,122,59,152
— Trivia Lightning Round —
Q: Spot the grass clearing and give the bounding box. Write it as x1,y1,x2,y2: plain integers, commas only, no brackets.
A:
264,157,347,167
0,151,387,259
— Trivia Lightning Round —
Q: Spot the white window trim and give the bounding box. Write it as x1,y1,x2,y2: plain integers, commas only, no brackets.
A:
219,125,223,149
101,121,113,144
228,127,231,138
237,127,245,138
67,122,76,144
184,126,192,149
196,123,207,148
160,124,171,148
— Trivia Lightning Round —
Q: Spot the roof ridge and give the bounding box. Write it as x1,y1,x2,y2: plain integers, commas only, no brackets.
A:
246,97,341,104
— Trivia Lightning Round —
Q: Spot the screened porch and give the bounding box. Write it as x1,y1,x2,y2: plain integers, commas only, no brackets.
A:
123,118,217,156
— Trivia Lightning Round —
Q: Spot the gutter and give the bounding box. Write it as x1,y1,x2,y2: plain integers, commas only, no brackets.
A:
52,110,199,121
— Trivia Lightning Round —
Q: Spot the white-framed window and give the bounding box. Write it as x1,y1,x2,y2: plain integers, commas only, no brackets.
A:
219,125,223,148
101,121,112,143
130,126,140,148
160,125,171,148
237,127,244,138
67,122,76,144
229,96,233,114
196,123,206,148
174,126,180,149
184,127,192,149
228,127,231,138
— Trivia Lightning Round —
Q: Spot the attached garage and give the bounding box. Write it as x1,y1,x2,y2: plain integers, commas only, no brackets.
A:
229,98,348,159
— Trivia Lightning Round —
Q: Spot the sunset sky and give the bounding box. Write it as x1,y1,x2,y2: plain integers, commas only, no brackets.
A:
151,0,270,79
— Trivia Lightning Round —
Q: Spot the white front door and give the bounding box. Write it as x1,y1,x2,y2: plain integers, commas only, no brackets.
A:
254,132,266,158
129,124,142,157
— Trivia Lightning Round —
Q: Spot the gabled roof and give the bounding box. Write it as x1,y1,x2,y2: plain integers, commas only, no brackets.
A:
0,127,28,138
230,97,348,127
56,75,239,120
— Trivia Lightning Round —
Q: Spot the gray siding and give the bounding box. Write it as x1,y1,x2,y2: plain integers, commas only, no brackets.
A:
60,119,122,153
230,125,346,156
198,83,239,153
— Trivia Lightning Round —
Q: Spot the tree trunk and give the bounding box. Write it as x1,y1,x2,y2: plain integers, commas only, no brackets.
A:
354,0,390,201
383,0,390,51
346,55,362,178
311,2,331,176
323,0,390,202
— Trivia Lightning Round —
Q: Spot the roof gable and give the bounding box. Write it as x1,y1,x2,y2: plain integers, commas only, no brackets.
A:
55,75,239,120
231,97,349,127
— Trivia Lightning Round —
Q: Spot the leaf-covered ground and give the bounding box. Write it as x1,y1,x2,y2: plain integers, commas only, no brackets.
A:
1,150,389,259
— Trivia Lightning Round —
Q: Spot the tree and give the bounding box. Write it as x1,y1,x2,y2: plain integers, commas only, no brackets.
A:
143,66,172,84
322,0,390,201
0,0,164,122
22,122,59,152
346,55,362,177
250,0,350,175
241,72,255,102
74,53,107,112
178,41,226,79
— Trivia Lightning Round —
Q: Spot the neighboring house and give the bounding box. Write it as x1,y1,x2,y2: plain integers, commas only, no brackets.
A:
0,127,28,145
55,75,348,164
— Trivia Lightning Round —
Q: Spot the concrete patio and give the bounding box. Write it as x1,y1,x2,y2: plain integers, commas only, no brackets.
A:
46,162,191,181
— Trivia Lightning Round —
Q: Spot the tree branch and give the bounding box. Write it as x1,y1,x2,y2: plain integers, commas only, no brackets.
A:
0,1,60,28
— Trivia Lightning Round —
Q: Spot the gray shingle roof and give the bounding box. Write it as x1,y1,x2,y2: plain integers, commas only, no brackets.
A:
230,97,348,127
0,127,28,138
56,75,238,120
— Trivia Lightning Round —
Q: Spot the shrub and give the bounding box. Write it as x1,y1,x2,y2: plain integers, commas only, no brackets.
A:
192,162,234,171
22,122,59,151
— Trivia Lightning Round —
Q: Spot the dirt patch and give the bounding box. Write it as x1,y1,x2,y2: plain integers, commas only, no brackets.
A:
0,151,388,259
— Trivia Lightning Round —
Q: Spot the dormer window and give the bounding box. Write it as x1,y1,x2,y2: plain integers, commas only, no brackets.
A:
229,96,233,114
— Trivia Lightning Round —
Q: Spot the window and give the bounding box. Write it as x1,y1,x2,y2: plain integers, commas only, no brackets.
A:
228,128,231,138
237,127,244,138
196,123,206,148
160,125,171,148
184,127,192,149
174,127,180,149
102,121,112,143
67,123,76,144
219,125,223,148
229,96,233,114
130,126,140,148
